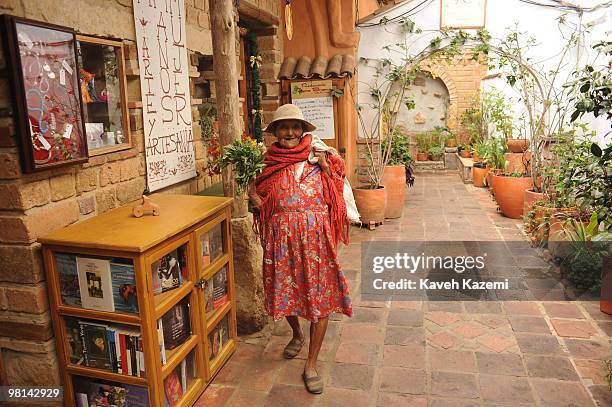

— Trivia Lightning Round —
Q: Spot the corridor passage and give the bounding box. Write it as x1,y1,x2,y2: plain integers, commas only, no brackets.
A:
196,173,611,407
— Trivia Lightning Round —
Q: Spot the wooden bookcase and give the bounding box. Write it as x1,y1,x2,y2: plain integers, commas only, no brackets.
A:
39,194,236,407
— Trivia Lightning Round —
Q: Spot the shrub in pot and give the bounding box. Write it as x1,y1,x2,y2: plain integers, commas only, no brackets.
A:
444,130,457,148
380,129,414,218
458,144,472,158
428,146,445,161
416,133,430,161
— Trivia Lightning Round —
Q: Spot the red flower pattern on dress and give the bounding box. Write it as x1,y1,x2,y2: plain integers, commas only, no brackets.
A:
262,162,353,323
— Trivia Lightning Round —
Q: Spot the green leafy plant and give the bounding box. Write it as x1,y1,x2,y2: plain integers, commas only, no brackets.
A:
382,128,412,165
604,359,612,391
482,137,507,170
416,133,431,154
481,89,514,139
199,103,217,142
460,107,484,145
428,146,445,158
216,137,266,194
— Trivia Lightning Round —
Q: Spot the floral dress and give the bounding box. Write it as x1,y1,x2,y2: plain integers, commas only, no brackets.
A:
262,161,353,322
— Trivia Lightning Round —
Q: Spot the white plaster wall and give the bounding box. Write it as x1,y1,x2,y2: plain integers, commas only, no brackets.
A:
357,0,611,144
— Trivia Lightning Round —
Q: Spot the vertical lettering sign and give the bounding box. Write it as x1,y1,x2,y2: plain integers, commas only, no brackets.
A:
133,0,196,191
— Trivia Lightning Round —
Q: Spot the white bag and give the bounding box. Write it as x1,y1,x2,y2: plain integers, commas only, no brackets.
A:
343,177,361,223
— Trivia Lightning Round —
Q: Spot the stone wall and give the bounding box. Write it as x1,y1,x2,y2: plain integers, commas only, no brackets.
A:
0,0,220,386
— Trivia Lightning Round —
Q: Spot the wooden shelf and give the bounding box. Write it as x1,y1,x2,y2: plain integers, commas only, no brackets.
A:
67,364,148,386
161,335,199,379
59,306,140,326
42,195,236,406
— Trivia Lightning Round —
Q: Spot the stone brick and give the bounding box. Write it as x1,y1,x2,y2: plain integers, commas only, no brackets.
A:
530,379,593,407
5,283,49,313
0,152,20,179
0,180,51,211
0,0,18,11
508,316,551,334
426,312,462,327
335,342,379,365
95,188,118,213
80,155,107,168
99,162,121,187
428,332,460,349
382,344,425,369
475,352,526,376
431,371,478,399
0,336,55,354
574,359,608,385
550,319,597,338
543,302,585,319
129,109,143,131
524,355,579,381
452,323,486,339
564,338,611,359
2,348,61,386
197,10,210,29
116,177,146,204
0,243,44,284
479,375,534,404
430,349,477,373
49,173,76,201
477,334,515,353
380,367,426,394
77,194,96,215
119,157,139,181
0,215,30,243
76,167,98,193
515,333,564,355
0,311,53,341
24,200,80,242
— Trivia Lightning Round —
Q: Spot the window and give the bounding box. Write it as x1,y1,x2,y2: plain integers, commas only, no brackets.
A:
76,35,130,155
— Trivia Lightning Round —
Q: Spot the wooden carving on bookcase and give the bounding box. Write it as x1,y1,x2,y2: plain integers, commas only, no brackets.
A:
39,194,237,407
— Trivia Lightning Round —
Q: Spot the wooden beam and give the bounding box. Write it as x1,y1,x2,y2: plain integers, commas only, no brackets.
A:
210,0,247,217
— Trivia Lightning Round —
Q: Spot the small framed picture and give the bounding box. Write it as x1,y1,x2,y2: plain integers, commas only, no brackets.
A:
440,0,487,30
0,15,88,173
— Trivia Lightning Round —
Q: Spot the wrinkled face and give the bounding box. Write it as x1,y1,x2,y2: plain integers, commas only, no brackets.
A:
274,119,304,148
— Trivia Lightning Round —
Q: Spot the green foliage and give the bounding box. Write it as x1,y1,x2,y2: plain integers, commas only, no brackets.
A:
460,107,484,144
482,137,507,170
199,103,217,142
567,41,611,123
416,133,431,153
482,90,514,139
472,141,487,157
217,138,266,194
604,360,612,391
428,146,445,157
382,128,412,166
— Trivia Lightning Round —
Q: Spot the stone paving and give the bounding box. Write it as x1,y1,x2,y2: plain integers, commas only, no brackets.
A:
195,173,612,407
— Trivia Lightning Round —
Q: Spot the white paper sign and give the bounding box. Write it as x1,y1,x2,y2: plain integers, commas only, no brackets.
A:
63,123,73,139
61,59,73,75
441,0,487,29
59,68,66,86
292,96,336,140
133,0,196,191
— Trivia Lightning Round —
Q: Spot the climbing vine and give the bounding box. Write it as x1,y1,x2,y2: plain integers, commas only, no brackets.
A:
244,29,263,142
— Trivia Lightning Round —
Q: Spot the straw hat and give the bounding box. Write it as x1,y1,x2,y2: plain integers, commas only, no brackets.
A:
263,103,317,133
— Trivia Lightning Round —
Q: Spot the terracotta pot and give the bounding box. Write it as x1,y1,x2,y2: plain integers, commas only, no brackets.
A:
416,152,428,161
491,175,533,219
430,154,443,161
445,139,456,148
507,138,529,153
352,185,386,225
523,189,545,218
504,152,531,174
472,166,490,188
380,165,406,219
486,171,494,190
472,152,482,162
459,150,471,158
601,256,612,315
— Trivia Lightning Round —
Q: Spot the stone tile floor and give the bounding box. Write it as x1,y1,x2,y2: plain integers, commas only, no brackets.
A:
195,173,611,407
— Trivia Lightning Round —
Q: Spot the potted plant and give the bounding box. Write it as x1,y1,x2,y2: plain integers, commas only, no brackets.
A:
381,128,413,218
416,133,430,161
458,144,472,158
471,141,487,162
428,146,444,161
491,170,534,219
472,161,489,187
444,129,457,148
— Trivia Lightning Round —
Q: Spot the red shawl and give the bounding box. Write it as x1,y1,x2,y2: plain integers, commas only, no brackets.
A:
253,134,349,247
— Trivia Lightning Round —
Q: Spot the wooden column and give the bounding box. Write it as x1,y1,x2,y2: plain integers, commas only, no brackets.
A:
210,0,247,217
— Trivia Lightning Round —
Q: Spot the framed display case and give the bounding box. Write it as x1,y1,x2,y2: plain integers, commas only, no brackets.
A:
40,194,236,406
76,35,131,156
0,15,88,172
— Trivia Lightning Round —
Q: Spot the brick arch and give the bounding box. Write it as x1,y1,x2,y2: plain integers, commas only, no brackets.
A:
417,60,459,132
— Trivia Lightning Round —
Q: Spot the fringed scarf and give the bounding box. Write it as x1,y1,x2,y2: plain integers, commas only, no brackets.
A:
253,134,349,247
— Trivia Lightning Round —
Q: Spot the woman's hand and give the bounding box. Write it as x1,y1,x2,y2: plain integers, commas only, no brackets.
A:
316,152,331,176
248,181,263,209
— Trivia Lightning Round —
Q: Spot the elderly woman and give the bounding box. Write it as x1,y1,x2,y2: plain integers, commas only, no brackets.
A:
249,104,353,394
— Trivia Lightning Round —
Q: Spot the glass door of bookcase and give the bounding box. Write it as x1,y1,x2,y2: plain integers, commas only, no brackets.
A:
144,233,205,405
193,211,237,380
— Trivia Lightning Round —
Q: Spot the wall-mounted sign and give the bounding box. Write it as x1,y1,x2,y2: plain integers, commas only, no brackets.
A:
440,0,487,29
290,80,335,140
133,0,196,192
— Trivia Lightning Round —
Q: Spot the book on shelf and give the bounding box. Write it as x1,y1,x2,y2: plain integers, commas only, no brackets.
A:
164,370,183,407
203,277,214,313
177,244,189,282
180,359,187,393
152,249,183,294
76,257,115,312
57,253,81,307
200,233,211,266
209,224,223,262
65,318,84,364
158,319,167,365
212,266,228,309
76,320,144,376
207,316,229,361
160,298,191,350
110,262,138,313
73,377,148,407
